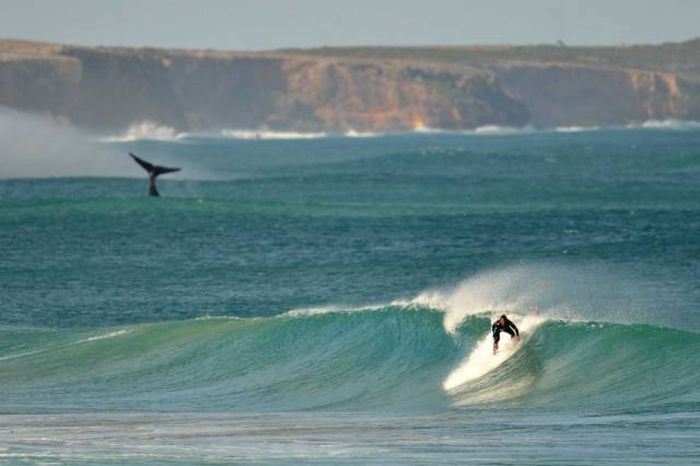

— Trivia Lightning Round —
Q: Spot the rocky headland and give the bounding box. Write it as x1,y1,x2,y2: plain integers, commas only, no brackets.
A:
1,38,699,133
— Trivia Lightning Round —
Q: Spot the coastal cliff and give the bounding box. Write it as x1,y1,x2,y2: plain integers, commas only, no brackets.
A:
1,39,699,133
493,64,700,127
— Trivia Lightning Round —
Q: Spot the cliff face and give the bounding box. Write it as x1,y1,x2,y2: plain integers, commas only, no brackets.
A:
164,54,287,130
493,64,700,127
0,43,527,132
1,39,700,133
0,55,81,115
273,60,528,131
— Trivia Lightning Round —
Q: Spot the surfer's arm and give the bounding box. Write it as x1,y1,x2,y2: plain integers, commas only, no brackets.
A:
508,321,520,337
509,322,521,342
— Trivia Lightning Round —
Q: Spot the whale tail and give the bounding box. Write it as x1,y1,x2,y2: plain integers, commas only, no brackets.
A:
129,153,180,197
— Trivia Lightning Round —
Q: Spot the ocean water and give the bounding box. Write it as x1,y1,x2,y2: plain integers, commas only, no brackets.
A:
0,128,699,464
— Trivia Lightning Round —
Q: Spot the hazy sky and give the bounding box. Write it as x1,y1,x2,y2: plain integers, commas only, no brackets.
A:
2,0,698,50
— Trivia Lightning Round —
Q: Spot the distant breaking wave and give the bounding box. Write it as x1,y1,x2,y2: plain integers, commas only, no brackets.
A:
344,129,383,138
220,129,327,140
412,125,535,136
412,126,447,134
219,128,386,139
472,125,533,135
415,121,700,135
465,120,700,134
97,119,700,143
101,121,189,142
634,118,700,130
555,125,600,132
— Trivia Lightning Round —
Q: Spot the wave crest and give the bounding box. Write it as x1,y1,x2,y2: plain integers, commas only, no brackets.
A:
401,263,678,334
632,119,700,130
101,121,188,142
220,129,327,140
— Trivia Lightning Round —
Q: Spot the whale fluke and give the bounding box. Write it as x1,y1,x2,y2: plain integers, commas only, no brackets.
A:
129,153,180,197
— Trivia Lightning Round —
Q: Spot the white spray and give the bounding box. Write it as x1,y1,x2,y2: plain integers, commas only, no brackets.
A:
0,108,132,178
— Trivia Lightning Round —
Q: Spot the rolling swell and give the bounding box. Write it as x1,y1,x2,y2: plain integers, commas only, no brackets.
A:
0,308,697,414
0,308,455,413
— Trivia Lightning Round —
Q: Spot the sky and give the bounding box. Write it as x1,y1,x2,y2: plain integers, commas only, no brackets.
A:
1,0,698,50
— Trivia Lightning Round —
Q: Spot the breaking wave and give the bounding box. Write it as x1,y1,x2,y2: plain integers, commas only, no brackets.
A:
220,129,327,140
344,129,383,138
472,125,533,135
555,125,600,132
0,309,696,414
2,258,698,416
412,125,534,136
632,119,700,130
94,119,700,145
101,121,188,142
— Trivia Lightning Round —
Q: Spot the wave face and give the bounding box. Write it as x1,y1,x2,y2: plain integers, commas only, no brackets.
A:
448,317,700,410
1,308,697,414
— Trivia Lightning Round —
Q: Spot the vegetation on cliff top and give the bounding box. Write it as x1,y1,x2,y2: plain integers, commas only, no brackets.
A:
3,38,700,74
278,39,700,74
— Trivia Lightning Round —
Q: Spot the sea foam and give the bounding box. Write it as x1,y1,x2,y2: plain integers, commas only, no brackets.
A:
473,125,532,135
632,119,700,130
402,262,674,335
101,121,188,142
0,108,133,178
555,125,599,132
220,129,327,140
443,314,544,390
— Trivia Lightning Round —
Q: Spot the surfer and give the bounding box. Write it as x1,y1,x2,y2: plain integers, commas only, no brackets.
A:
492,314,520,354
129,153,180,197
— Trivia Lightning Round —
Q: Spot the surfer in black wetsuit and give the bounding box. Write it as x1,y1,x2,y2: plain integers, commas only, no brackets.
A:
492,314,520,354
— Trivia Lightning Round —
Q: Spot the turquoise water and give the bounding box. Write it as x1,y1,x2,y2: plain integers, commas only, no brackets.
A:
0,129,699,464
